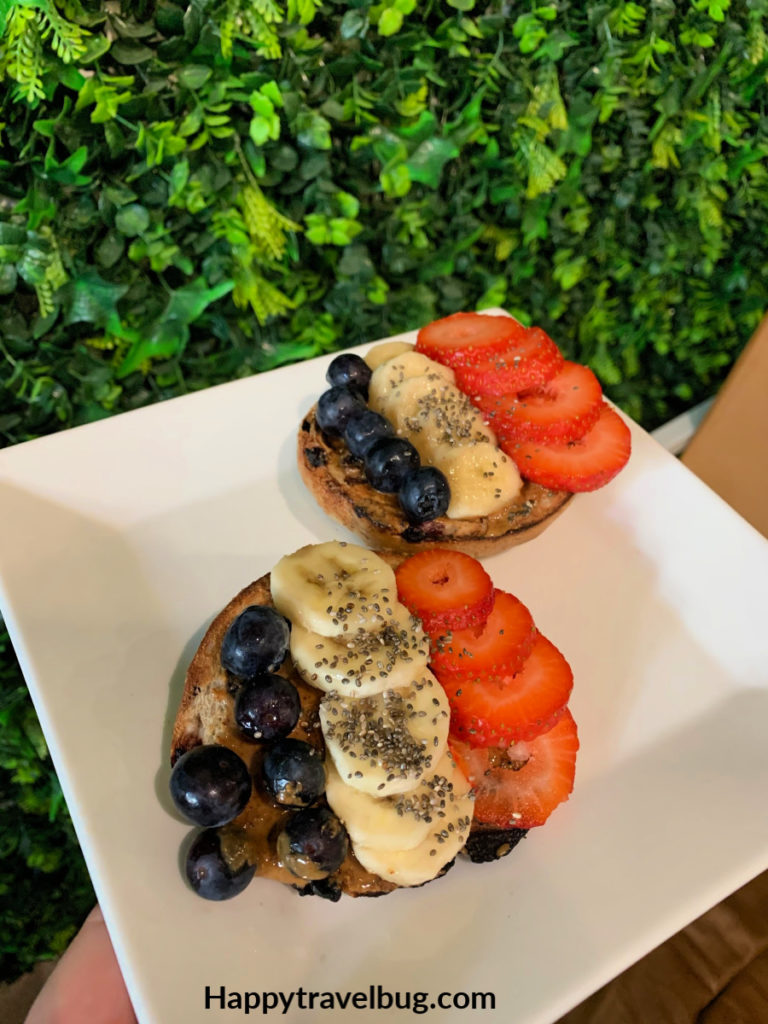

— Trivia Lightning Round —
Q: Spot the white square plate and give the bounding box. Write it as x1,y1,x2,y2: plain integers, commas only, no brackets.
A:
2,314,768,1024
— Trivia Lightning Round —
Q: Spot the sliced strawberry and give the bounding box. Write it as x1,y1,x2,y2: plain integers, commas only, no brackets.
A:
446,633,573,746
451,709,579,828
429,590,535,680
454,327,564,396
415,312,524,368
395,549,494,634
476,361,603,444
503,403,631,493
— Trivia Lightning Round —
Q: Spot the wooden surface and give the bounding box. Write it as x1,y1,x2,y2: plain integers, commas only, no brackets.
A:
556,870,768,1023
682,315,768,538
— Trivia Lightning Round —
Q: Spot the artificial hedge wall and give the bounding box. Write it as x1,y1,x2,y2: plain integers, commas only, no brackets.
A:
1,0,768,980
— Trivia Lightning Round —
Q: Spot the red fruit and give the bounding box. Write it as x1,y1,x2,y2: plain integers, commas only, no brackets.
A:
454,328,564,396
451,709,579,828
446,633,574,746
415,312,524,368
476,361,603,444
429,590,535,680
395,549,494,634
503,403,631,493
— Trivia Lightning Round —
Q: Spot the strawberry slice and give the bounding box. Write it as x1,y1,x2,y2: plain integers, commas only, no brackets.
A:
395,549,494,634
454,327,564,396
451,709,579,828
503,403,631,493
415,312,524,368
429,590,535,680
446,633,573,746
476,361,603,444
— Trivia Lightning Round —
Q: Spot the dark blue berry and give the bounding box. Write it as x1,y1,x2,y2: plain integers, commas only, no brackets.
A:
316,386,366,437
262,738,326,807
398,466,451,524
277,806,348,879
185,828,256,900
170,745,251,827
235,673,301,742
343,408,395,459
326,353,372,398
220,606,290,679
364,437,421,493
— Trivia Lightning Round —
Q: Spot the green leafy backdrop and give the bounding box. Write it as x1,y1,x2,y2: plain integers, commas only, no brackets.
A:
1,0,767,979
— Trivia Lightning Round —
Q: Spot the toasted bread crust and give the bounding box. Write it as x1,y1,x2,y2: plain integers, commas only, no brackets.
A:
171,566,527,899
298,405,573,557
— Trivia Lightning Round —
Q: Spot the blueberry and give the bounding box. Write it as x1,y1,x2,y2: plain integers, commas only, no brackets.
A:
398,466,451,524
235,673,301,742
364,437,421,493
343,408,394,459
262,738,326,807
170,745,251,827
316,386,366,437
277,806,348,880
326,353,372,398
220,605,290,679
185,828,256,900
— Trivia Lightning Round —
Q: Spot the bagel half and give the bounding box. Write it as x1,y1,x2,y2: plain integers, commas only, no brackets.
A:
298,405,573,558
170,568,527,901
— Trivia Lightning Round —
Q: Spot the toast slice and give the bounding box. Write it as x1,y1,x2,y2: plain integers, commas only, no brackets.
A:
171,568,527,900
298,405,573,557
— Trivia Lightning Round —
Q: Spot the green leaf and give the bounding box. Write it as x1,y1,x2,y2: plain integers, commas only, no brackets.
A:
115,204,151,236
118,317,188,375
178,65,212,89
340,8,368,38
380,163,412,197
305,213,329,244
79,35,112,64
294,110,332,149
179,107,203,136
164,279,234,324
110,41,155,64
250,117,272,145
335,191,360,218
397,110,438,145
0,264,18,294
379,8,403,36
260,81,283,107
168,159,190,197
64,272,129,327
406,137,460,188
328,217,363,245
32,119,55,138
95,232,125,269
115,279,233,377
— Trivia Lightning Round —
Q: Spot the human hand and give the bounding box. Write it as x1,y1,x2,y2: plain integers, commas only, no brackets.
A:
26,904,136,1024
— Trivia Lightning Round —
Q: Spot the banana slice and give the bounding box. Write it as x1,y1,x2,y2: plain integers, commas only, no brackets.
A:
271,541,398,637
324,758,436,851
290,612,429,698
435,441,523,518
353,750,474,886
364,340,414,370
368,354,455,419
383,376,495,458
320,671,450,797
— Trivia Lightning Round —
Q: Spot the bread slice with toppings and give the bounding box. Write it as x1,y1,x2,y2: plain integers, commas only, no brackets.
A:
170,564,527,901
298,405,573,558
